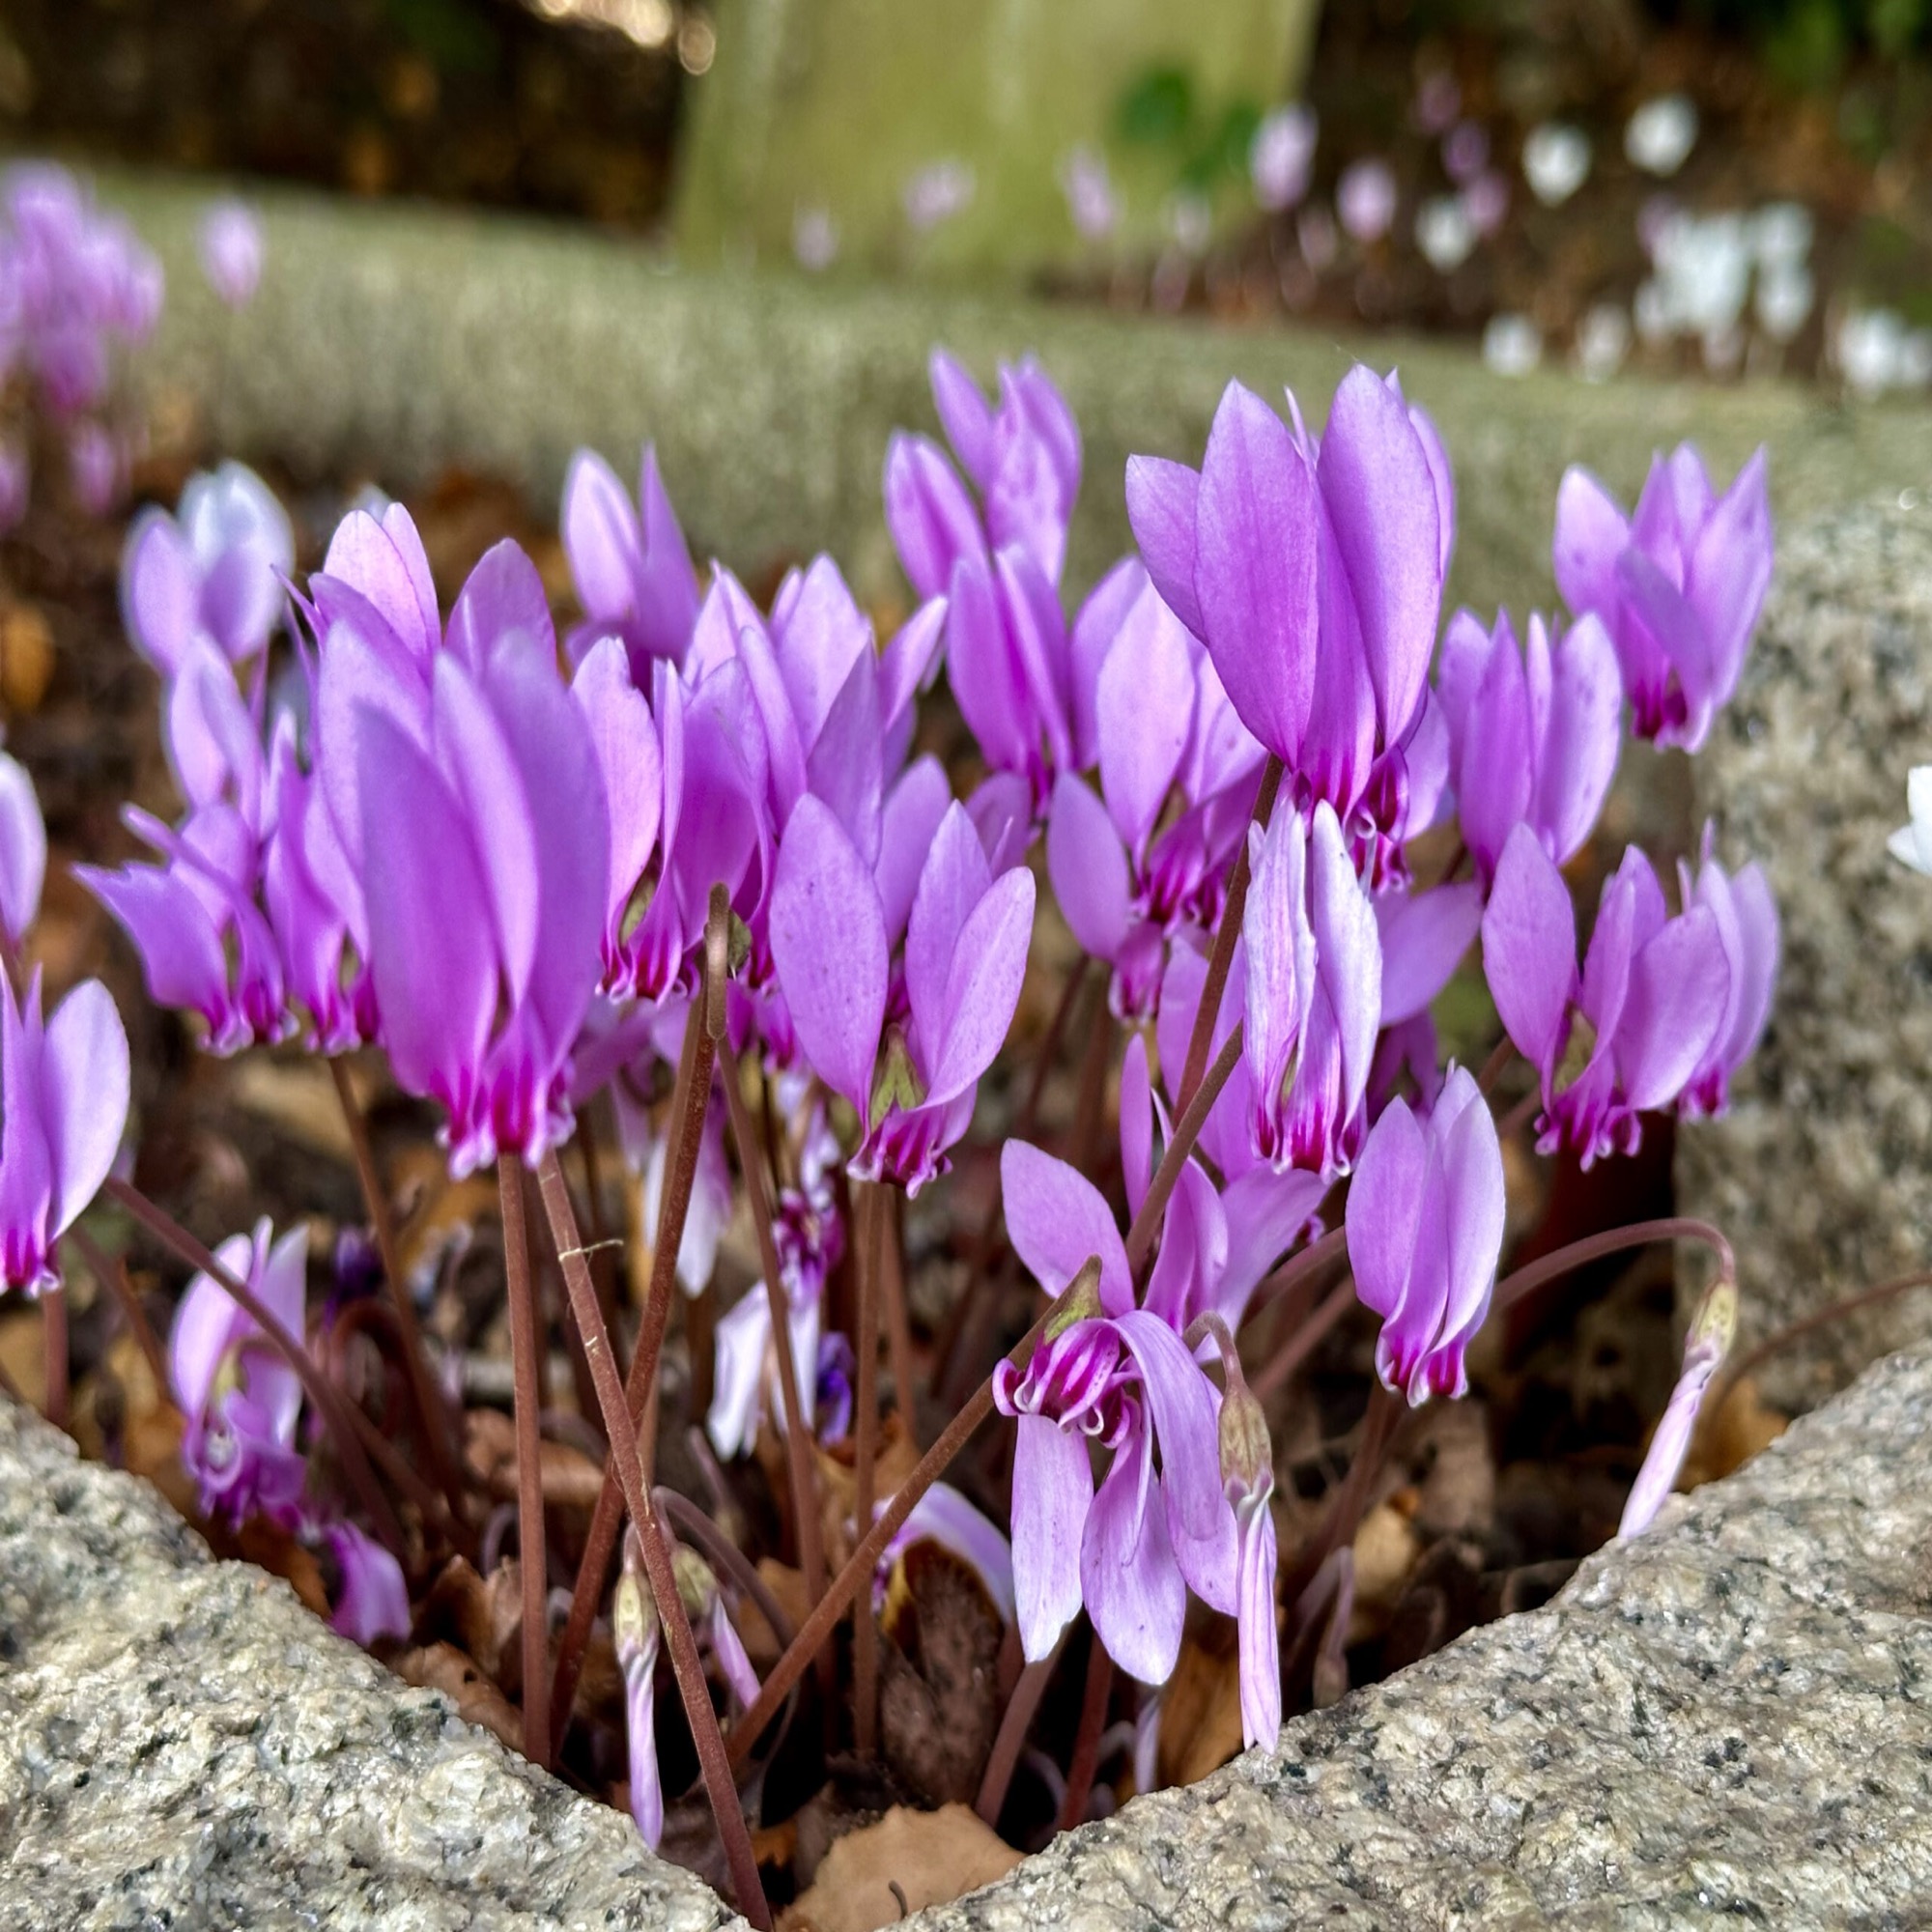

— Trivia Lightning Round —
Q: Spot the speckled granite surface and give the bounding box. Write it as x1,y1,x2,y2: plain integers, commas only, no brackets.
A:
908,1341,1932,1929
0,1399,747,1932
1678,492,1932,1411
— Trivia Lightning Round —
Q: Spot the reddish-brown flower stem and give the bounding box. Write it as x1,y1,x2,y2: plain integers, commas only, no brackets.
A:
498,1154,552,1773
1492,1217,1736,1321
1475,1035,1516,1099
1706,1267,1932,1423
726,1280,1072,1771
1177,753,1282,1115
331,1057,466,1517
1254,1257,1358,1401
852,1182,884,1754
881,1189,917,1431
534,1149,771,1929
548,946,721,1756
1057,1641,1115,1833
66,1223,170,1401
42,1284,67,1429
104,1177,409,1560
1124,1023,1245,1275
974,1639,1064,1827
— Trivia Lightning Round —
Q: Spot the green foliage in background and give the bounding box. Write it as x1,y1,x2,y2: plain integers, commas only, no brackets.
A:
1656,0,1932,76
1114,66,1264,197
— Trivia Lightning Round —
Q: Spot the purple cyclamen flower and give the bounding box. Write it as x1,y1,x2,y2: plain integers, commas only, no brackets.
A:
560,445,701,676
0,751,47,950
1213,1345,1279,1750
1619,1274,1734,1537
349,554,610,1176
1482,824,1730,1166
993,1140,1237,1683
1675,830,1778,1119
122,462,295,675
1337,159,1398,243
0,974,129,1296
769,795,1033,1196
169,1217,311,1525
198,199,263,309
1251,104,1317,213
1435,607,1622,886
1441,121,1489,186
67,421,124,516
877,1482,1015,1625
1554,443,1772,751
884,431,986,604
1061,147,1119,241
1126,367,1448,874
327,1520,411,1645
1348,1064,1506,1403
614,1542,664,1848
927,348,1082,587
1241,800,1382,1178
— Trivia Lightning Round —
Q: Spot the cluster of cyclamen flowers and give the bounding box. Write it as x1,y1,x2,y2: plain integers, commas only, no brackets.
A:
2,340,1777,1890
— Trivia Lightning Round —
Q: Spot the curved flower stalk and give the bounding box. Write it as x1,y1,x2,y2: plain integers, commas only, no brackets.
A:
121,462,293,676
1348,1065,1506,1403
348,565,610,1175
769,795,1034,1195
0,975,129,1296
1125,366,1449,873
1241,800,1382,1177
0,752,47,953
1676,831,1778,1119
1482,824,1732,1166
1619,1273,1735,1537
1435,606,1622,885
1554,443,1771,751
1046,563,1266,1017
560,444,702,675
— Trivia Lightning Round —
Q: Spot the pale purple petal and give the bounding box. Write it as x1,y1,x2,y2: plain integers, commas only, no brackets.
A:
561,448,642,625
1097,585,1195,858
905,801,995,1058
925,868,1035,1105
1080,1430,1185,1685
40,979,129,1238
1013,1411,1094,1662
1552,466,1630,621
1377,882,1483,1026
1617,908,1731,1111
1000,1138,1131,1315
876,755,952,944
0,753,47,947
1046,774,1131,964
1482,825,1577,1073
1124,455,1204,640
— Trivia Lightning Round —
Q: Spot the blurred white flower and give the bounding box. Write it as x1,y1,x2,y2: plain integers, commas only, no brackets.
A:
1297,203,1338,271
1522,125,1591,208
903,160,976,233
1835,308,1930,397
1752,201,1813,270
198,199,263,309
1415,195,1475,272
1483,312,1543,377
1060,146,1118,242
1251,104,1317,213
1754,262,1813,342
792,204,838,271
1574,303,1631,382
1169,192,1213,256
1337,159,1397,243
1626,95,1698,177
1646,211,1751,340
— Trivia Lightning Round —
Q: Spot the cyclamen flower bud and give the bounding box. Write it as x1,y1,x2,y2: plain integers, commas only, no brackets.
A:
614,1546,664,1850
1208,1321,1280,1752
1620,1273,1736,1538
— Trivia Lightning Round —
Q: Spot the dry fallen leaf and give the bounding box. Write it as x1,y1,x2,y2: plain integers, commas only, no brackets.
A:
1348,1500,1423,1642
233,1517,331,1618
463,1406,608,1509
814,1414,923,1562
879,1542,1002,1805
737,1559,810,1664
0,600,55,715
395,1641,524,1750
782,1804,1021,1932
227,1056,355,1161
0,1307,45,1408
414,1554,526,1682
1157,1630,1244,1788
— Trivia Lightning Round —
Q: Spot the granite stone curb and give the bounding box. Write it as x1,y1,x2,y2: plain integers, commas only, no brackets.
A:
82,168,1932,623
8,1339,1932,1925
0,1398,747,1932
1678,493,1932,1409
909,1340,1932,1930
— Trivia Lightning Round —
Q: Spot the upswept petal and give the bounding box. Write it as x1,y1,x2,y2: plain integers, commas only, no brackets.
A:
446,539,555,674
1617,908,1731,1111
1551,467,1629,621
1097,585,1195,859
1195,383,1319,760
1242,810,1314,1120
1068,558,1147,770
1377,882,1483,1026
773,554,873,751
805,645,883,867
571,639,663,943
1535,612,1622,864
876,756,952,945
1482,827,1577,1072
906,801,995,1056
561,447,642,623
768,795,887,1118
120,510,200,674
929,349,997,488
885,433,985,603
924,867,1035,1105
1001,1138,1132,1316
0,753,45,947
1124,455,1205,639
1685,445,1772,705
1046,774,1132,964
40,979,129,1238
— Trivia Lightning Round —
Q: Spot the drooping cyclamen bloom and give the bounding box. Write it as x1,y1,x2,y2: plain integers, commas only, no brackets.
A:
559,445,702,676
1435,607,1622,884
992,1140,1236,1684
769,795,1033,1195
326,1520,411,1646
169,1217,311,1526
0,974,128,1297
1126,366,1448,872
349,551,610,1175
1241,800,1382,1177
121,462,295,676
1348,1064,1506,1403
0,751,47,951
1213,1349,1280,1751
198,199,263,309
1482,824,1730,1166
1553,443,1771,751
1675,831,1778,1119
613,1543,664,1849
